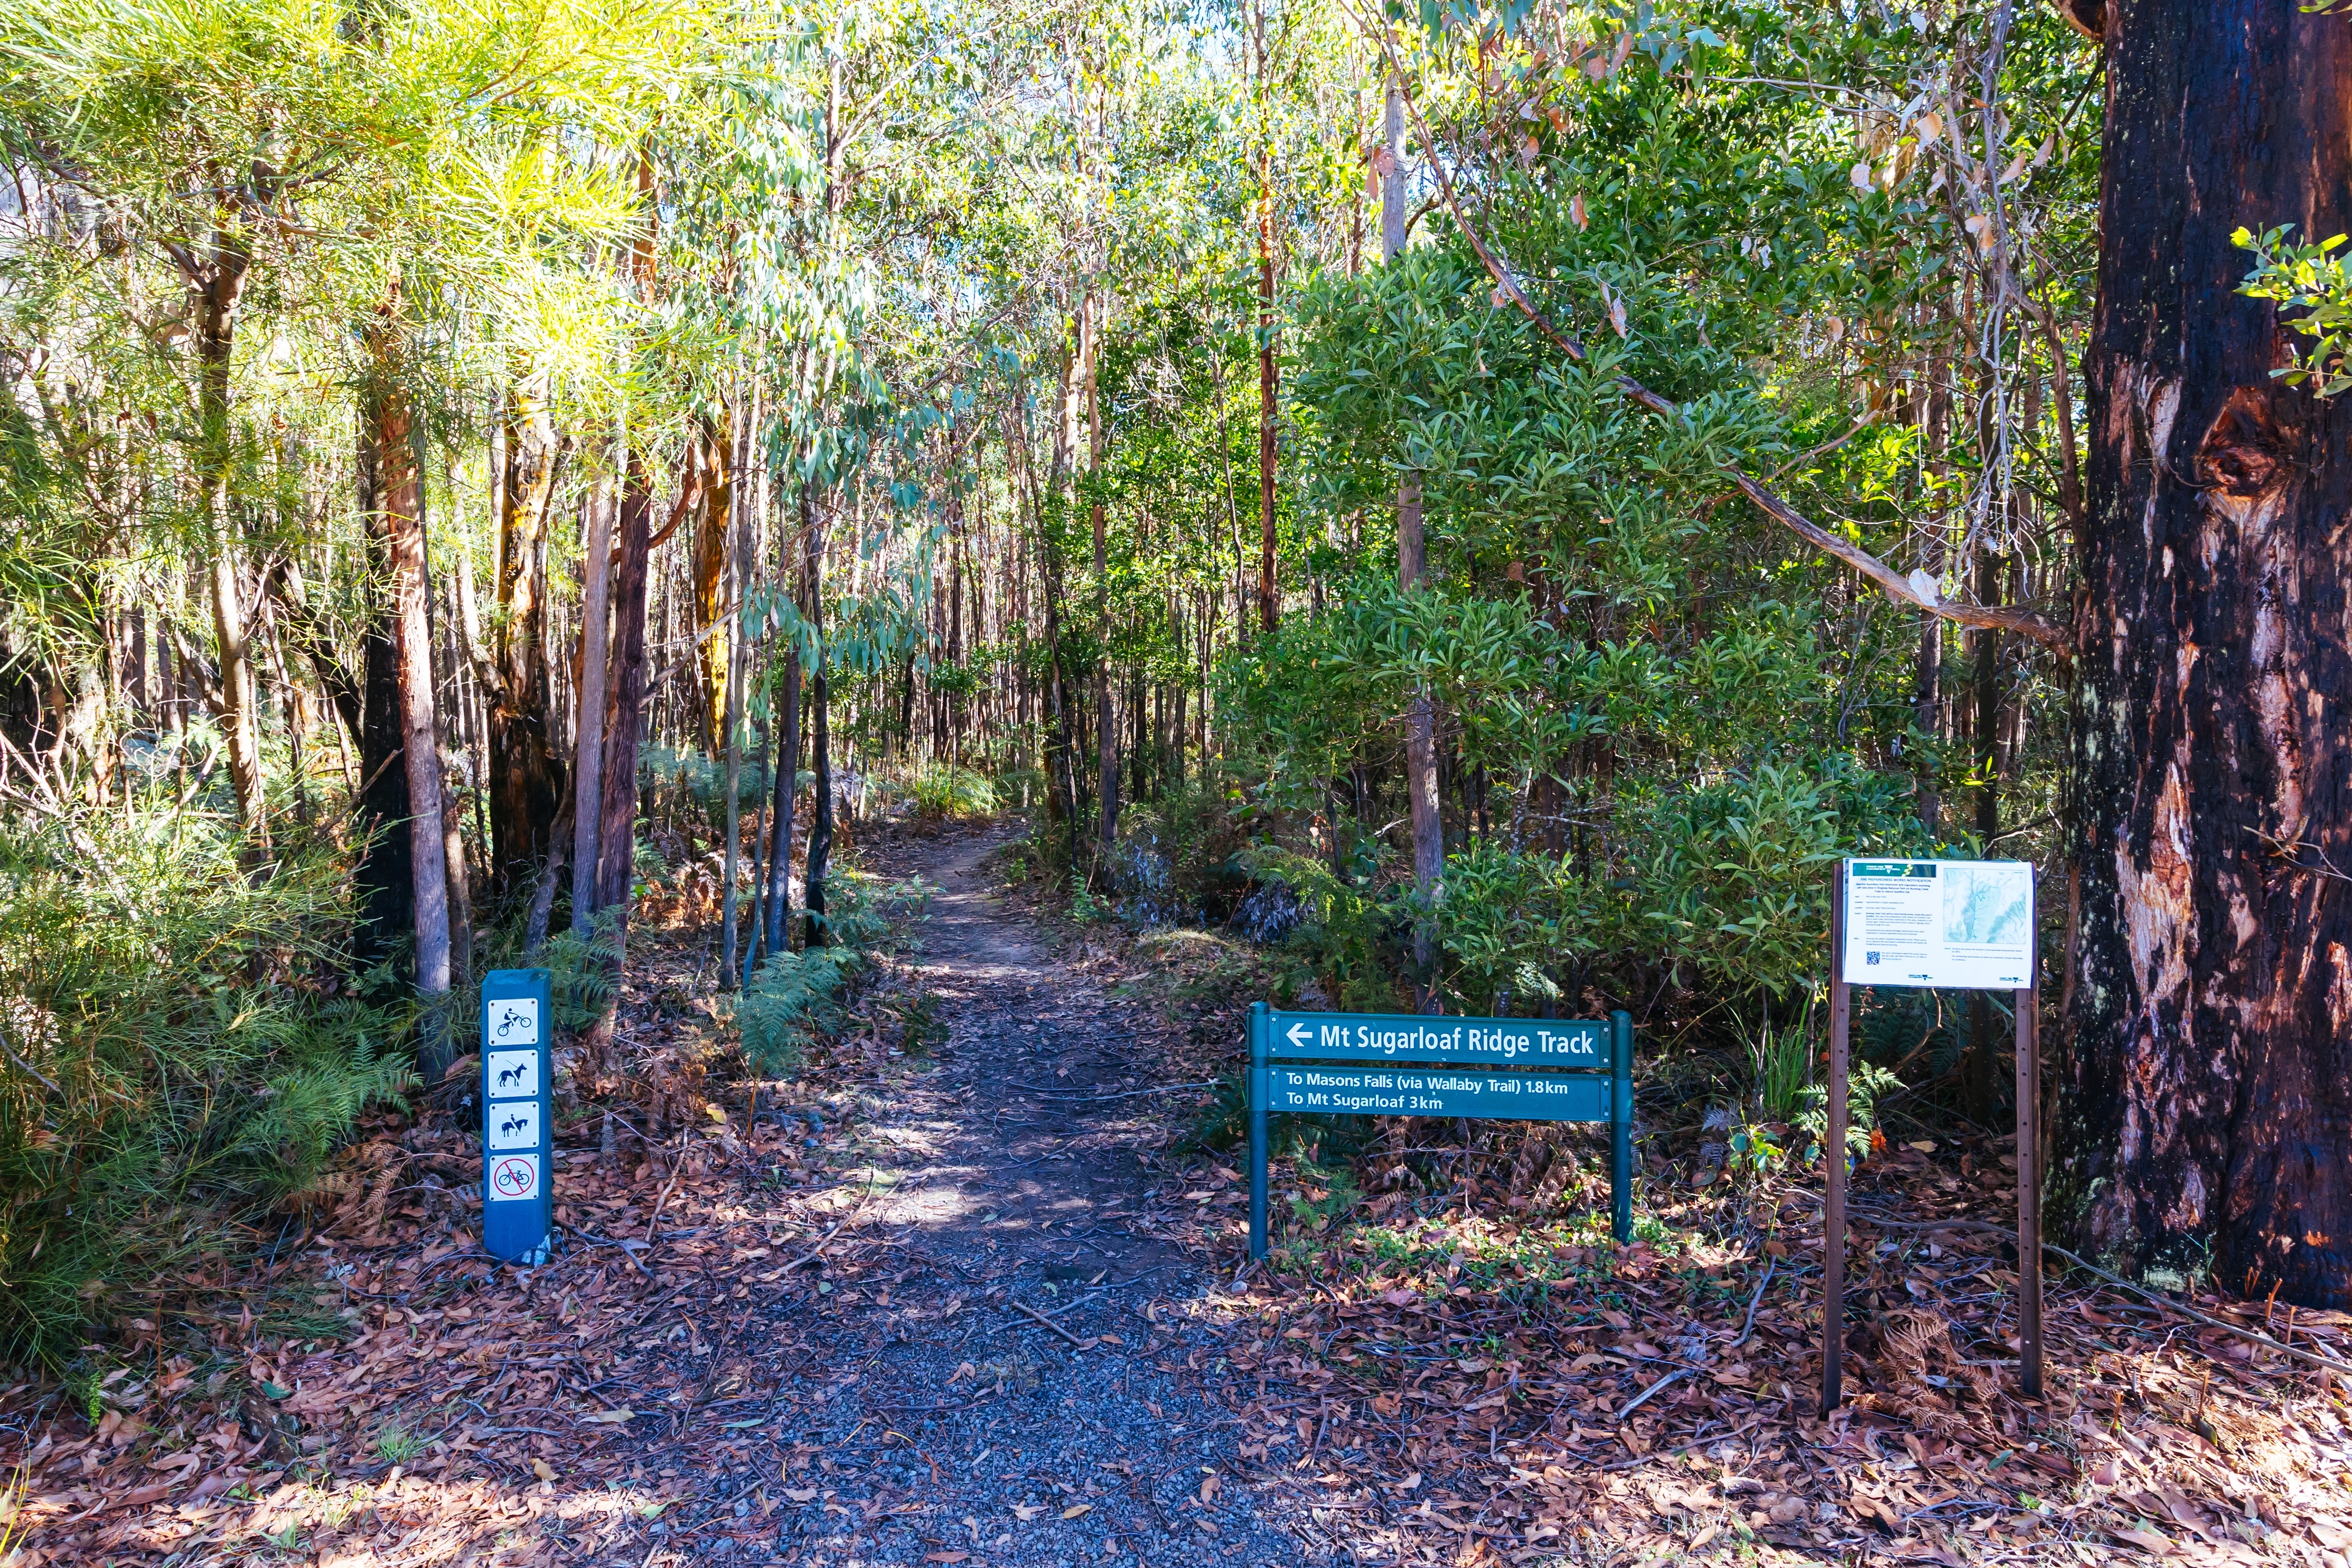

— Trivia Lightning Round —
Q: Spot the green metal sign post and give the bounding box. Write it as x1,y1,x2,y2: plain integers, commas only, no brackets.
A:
1247,1004,1634,1259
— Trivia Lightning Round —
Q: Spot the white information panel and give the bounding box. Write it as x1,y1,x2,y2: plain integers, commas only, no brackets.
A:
1841,858,2034,989
486,1100,543,1151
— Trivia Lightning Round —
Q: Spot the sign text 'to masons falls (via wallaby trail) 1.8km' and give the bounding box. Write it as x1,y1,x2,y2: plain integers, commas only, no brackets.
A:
1244,1004,1634,1259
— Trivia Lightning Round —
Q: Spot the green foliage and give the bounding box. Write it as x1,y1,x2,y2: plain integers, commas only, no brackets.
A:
372,1420,426,1465
904,765,997,819
2237,225,2352,397
1796,1060,1906,1165
1742,1010,1819,1126
0,801,411,1363
732,874,925,1075
1241,850,1398,1012
1730,997,1903,1166
1431,842,1597,1015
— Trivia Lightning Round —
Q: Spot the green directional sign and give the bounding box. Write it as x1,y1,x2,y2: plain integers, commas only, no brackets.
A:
1246,1004,1633,1259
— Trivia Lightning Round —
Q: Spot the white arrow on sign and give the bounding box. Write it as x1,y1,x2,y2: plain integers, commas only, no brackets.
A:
1286,1022,1311,1048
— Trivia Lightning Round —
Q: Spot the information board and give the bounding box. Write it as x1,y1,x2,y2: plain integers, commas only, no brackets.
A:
1821,860,2042,1414
1840,858,2035,989
1247,1004,1632,1259
480,968,554,1265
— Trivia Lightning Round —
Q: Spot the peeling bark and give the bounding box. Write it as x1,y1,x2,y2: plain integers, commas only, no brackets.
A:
2061,0,2352,1307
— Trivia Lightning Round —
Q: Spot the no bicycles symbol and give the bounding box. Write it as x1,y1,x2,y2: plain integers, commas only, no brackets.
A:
490,1153,540,1203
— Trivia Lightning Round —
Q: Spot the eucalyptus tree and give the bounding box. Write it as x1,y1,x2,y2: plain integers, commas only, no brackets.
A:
2061,0,2352,1309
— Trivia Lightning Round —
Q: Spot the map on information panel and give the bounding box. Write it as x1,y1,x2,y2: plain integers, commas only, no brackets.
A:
1841,858,2034,990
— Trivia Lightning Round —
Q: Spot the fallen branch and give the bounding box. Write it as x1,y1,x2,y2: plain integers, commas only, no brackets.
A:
1616,1367,1691,1420
1730,1256,1777,1350
560,1221,655,1280
773,1173,883,1274
1018,1081,1218,1101
1356,20,2071,654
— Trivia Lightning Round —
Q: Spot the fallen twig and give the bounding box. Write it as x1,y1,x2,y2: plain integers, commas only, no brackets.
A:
1011,1302,1091,1348
1731,1257,1777,1350
1017,1081,1219,1101
1616,1368,1691,1421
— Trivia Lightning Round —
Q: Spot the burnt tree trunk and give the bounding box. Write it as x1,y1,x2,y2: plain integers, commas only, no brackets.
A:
489,381,565,895
354,419,414,973
594,450,655,925
2064,0,2352,1307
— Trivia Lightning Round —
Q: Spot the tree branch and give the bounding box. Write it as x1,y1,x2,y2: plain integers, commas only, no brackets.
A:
1357,21,2072,655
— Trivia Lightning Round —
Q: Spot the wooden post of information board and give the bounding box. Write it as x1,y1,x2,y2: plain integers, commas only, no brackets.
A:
2017,961,2042,1398
1822,869,1851,1414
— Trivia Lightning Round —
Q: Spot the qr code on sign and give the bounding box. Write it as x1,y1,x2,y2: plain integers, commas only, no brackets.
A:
1866,951,1881,965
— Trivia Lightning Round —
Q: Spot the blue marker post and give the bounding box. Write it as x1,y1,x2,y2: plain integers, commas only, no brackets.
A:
480,968,555,1265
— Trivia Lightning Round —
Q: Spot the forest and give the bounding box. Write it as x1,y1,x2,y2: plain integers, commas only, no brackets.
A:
3,0,2352,1550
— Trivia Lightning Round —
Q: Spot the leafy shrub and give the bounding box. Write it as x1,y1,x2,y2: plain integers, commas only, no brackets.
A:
1430,841,1601,1013
1735,1002,1903,1166
0,800,412,1362
1241,849,1400,1012
907,765,996,819
732,872,926,1074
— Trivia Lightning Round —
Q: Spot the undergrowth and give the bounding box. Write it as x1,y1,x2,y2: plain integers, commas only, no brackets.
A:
733,872,930,1074
0,796,414,1363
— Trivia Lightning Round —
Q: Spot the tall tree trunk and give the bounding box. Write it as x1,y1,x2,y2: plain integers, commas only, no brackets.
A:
1084,291,1118,856
721,393,755,985
2064,0,2352,1307
491,374,566,894
353,421,415,971
570,473,615,935
366,308,453,1022
805,661,833,945
596,449,656,921
1963,544,2007,1121
692,408,734,754
1914,341,1951,834
190,236,266,841
765,627,803,960
1384,73,1444,995
802,496,833,945
1256,1,1279,636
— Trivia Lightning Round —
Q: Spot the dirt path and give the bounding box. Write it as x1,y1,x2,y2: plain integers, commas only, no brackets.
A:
734,823,1317,1567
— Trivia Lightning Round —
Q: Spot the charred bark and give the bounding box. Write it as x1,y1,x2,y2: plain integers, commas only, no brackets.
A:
353,424,414,972
594,449,656,924
2062,0,2352,1307
489,380,565,895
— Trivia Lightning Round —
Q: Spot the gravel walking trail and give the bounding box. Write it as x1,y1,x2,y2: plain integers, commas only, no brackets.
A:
745,824,1327,1568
